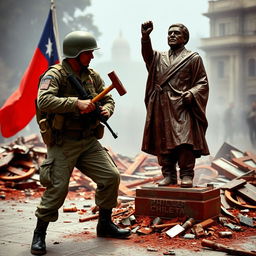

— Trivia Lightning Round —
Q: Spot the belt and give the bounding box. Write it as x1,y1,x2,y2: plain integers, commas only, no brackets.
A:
63,130,92,140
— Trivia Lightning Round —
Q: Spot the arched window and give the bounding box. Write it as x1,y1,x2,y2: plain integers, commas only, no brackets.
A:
248,58,256,77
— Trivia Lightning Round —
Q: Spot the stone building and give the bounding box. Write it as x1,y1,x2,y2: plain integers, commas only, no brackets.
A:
201,0,256,106
201,0,256,152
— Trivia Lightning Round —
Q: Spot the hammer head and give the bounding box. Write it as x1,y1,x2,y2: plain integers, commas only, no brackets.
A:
108,71,127,96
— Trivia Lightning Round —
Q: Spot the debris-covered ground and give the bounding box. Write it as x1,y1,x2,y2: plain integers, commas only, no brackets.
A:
0,135,255,255
59,201,256,255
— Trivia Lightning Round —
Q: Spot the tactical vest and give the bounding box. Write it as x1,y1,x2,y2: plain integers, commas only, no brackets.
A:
36,64,101,145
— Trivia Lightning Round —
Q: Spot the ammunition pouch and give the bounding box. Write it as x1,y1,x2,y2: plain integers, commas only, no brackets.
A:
52,114,65,130
38,114,65,146
93,123,105,140
38,118,54,146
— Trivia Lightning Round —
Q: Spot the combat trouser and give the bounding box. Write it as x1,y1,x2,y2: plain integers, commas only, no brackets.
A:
35,135,120,222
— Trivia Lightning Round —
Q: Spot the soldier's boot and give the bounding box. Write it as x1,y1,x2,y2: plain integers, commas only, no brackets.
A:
97,208,131,238
31,218,49,255
158,167,177,186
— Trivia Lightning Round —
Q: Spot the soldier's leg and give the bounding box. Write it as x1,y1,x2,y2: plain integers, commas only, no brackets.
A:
77,138,120,209
177,144,195,188
77,137,130,238
35,143,76,222
157,153,178,186
32,141,77,255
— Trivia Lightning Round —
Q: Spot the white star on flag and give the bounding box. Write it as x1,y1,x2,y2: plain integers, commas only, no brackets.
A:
45,38,53,58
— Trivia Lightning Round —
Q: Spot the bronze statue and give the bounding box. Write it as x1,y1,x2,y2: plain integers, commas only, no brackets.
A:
141,21,209,188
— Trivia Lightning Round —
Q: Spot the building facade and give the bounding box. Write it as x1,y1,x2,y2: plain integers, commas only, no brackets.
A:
201,0,256,106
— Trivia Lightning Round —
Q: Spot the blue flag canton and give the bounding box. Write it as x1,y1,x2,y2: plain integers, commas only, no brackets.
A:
38,10,59,65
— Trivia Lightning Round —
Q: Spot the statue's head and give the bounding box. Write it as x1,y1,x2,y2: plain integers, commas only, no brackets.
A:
168,24,189,45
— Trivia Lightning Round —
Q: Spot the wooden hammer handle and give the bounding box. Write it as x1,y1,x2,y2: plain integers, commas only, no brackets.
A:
92,85,114,103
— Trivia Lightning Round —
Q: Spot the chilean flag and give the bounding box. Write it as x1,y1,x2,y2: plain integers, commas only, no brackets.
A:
0,7,59,138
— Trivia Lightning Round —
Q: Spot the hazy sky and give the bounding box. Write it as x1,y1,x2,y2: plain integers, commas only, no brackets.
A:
87,0,210,63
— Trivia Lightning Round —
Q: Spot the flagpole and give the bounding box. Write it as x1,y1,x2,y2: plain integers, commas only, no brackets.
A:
51,0,62,61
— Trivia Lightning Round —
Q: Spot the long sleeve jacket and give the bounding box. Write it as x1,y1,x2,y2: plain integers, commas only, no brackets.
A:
37,60,115,131
141,38,209,157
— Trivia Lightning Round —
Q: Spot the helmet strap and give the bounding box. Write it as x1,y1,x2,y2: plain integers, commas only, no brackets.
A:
75,56,89,74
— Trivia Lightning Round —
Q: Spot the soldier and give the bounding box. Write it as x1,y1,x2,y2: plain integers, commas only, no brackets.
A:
31,31,131,255
140,21,209,188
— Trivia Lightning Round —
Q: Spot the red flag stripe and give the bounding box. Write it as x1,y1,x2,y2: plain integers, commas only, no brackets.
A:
0,8,59,138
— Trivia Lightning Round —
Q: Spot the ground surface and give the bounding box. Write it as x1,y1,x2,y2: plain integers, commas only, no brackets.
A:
0,194,255,256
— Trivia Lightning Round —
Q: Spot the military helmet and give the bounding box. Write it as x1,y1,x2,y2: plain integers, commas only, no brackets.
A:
63,31,99,58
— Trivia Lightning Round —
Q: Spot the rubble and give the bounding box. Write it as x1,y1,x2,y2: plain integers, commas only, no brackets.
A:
0,137,255,254
201,239,256,256
192,218,215,238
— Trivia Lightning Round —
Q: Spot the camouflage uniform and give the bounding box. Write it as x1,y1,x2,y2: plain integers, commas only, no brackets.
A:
35,59,120,222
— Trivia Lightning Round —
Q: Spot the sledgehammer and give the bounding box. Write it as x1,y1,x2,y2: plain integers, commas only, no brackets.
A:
92,71,127,103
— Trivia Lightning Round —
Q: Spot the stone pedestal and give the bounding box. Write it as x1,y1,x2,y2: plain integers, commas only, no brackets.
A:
135,186,220,221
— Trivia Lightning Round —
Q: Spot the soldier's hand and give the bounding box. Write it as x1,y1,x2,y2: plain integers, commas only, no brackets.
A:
77,99,96,114
99,106,110,118
182,91,193,105
141,21,153,38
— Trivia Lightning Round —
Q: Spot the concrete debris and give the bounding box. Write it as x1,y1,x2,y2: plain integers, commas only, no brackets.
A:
238,214,255,227
63,205,78,212
163,250,176,255
152,216,162,225
224,223,243,232
137,227,153,235
192,218,215,238
183,233,196,239
218,231,233,238
146,247,158,252
166,218,195,238
201,239,256,256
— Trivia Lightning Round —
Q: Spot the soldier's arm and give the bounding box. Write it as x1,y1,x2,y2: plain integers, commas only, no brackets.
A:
37,70,78,114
